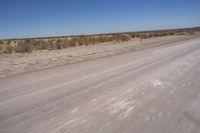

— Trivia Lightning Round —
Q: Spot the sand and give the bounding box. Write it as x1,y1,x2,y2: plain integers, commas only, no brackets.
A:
0,35,195,78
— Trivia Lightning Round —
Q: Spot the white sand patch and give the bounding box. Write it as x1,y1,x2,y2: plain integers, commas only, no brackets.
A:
110,98,136,119
53,118,80,133
152,79,163,87
71,107,79,114
90,98,97,103
53,118,87,133
145,115,151,121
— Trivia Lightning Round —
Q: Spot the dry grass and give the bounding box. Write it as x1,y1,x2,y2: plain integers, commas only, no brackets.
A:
0,27,199,54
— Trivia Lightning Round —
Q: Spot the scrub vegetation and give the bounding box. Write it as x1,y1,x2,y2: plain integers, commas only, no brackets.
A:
0,27,199,54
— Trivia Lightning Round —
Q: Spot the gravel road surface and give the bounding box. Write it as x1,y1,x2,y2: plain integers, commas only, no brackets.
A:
0,37,200,133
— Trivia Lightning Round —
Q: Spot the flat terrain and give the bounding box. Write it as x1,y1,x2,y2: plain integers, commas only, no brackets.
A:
0,35,196,78
0,36,200,133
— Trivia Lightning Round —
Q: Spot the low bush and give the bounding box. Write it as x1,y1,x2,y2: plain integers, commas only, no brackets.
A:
0,45,3,54
15,41,32,53
5,45,14,53
3,28,195,53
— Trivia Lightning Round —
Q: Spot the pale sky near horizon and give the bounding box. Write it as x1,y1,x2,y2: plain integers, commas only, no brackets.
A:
0,0,200,39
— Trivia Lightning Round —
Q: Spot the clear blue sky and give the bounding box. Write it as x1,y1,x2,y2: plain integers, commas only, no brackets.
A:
0,0,200,39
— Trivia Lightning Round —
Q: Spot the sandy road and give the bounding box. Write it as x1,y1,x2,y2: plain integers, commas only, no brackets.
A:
0,36,200,133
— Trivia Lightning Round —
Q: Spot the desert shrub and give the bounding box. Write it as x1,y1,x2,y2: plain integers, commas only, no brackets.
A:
190,31,195,35
49,37,78,49
86,37,95,45
78,37,90,46
55,39,64,49
39,40,50,50
137,32,171,39
12,38,16,43
5,45,14,53
135,33,140,38
25,39,31,43
30,40,49,50
138,33,147,39
97,36,106,43
7,40,11,45
169,32,175,35
56,39,62,43
69,38,78,47
60,39,69,48
15,41,32,53
155,32,169,37
0,45,3,54
48,40,57,50
29,39,40,50
130,33,136,38
117,35,131,41
37,40,48,50
90,37,97,45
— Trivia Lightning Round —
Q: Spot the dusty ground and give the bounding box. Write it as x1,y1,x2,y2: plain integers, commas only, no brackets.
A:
0,35,197,78
0,36,200,133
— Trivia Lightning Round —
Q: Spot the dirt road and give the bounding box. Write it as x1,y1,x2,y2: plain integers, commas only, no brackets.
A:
0,37,200,133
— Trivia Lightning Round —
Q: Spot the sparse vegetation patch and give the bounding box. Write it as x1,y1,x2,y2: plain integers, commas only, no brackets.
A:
0,27,199,54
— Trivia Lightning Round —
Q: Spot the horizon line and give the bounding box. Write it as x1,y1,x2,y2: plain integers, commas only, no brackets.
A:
1,26,200,41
